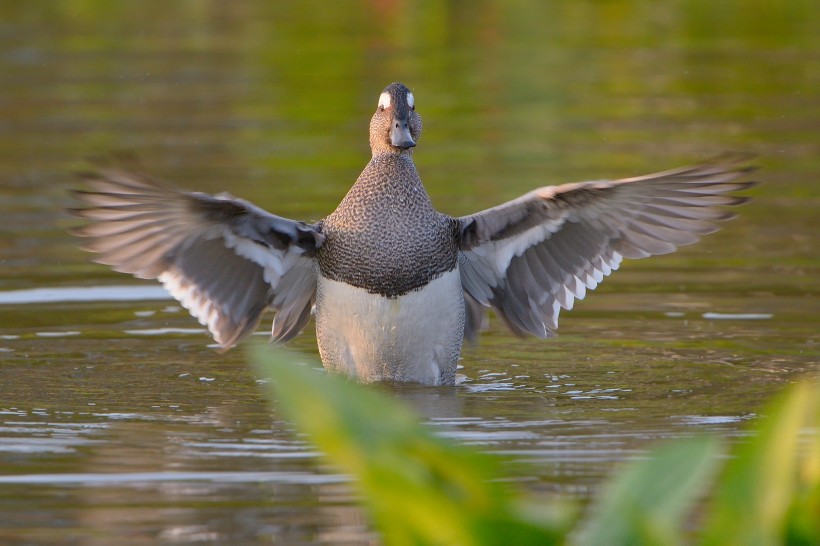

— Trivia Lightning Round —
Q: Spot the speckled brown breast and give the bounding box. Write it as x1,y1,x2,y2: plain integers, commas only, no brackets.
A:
317,153,459,298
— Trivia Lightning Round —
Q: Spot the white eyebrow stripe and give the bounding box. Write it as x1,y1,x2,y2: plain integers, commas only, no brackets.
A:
406,92,414,108
378,92,391,109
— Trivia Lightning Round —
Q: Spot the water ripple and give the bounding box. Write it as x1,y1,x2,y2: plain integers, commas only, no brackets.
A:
0,470,346,486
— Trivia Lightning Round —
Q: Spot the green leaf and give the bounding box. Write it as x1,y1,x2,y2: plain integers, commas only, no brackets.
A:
251,345,572,546
576,435,719,546
701,381,820,546
784,421,820,546
250,345,820,545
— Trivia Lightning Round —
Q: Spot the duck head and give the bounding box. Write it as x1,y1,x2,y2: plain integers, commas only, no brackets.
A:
369,82,422,155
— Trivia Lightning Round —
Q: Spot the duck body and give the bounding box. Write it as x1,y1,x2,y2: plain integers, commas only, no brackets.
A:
72,82,756,386
316,152,463,384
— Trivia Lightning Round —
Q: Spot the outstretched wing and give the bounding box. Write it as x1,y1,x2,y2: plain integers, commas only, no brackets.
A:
456,156,756,338
72,168,325,348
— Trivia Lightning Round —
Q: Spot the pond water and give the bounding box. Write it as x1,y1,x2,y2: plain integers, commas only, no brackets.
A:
1,2,818,544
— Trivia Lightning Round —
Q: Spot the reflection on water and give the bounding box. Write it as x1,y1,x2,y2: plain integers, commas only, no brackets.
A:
1,1,819,544
701,312,773,320
0,470,343,486
0,285,170,304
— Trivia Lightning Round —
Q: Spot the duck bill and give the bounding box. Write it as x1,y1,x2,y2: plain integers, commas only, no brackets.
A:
390,118,416,149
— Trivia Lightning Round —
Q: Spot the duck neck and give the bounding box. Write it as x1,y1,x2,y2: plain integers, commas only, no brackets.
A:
352,152,428,201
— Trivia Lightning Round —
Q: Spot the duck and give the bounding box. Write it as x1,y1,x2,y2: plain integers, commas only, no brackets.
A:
72,82,756,386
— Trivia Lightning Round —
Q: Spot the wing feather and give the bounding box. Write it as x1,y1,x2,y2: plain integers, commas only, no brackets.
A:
456,156,756,338
72,167,324,348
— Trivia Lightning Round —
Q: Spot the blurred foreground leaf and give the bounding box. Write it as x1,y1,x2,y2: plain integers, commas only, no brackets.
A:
251,346,572,546
784,401,820,546
577,436,719,546
251,345,820,546
701,381,820,546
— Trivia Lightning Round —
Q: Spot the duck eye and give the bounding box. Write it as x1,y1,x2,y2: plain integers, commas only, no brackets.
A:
378,92,391,110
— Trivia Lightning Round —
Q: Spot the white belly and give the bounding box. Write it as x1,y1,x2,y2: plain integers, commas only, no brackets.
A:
314,268,465,385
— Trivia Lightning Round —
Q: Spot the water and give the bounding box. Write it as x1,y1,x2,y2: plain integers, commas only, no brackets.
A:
1,2,819,544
